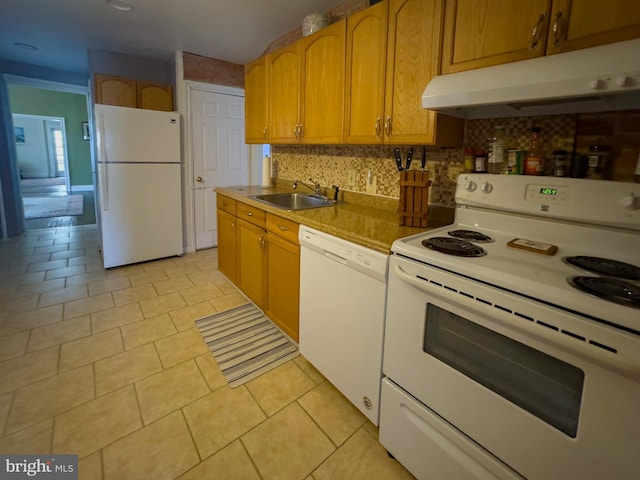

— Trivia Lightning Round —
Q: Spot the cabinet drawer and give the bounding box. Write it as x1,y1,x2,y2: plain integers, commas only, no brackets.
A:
266,214,299,245
237,202,266,228
217,194,237,215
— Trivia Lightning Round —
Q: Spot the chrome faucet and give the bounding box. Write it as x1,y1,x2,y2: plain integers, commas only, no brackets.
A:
293,178,322,196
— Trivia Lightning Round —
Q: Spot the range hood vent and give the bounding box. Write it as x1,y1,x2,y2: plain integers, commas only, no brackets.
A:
422,38,640,119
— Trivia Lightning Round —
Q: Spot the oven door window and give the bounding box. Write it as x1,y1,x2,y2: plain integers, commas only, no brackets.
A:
424,304,584,438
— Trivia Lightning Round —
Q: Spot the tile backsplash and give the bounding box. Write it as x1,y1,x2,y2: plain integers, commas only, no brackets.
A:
271,110,640,208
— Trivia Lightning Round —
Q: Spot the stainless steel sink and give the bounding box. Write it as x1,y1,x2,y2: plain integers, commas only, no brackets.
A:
250,193,334,210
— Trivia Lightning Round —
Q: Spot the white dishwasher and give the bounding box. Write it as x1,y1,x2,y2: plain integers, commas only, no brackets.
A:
299,225,388,425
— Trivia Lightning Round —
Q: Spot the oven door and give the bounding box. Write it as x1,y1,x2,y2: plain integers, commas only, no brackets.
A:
382,255,640,480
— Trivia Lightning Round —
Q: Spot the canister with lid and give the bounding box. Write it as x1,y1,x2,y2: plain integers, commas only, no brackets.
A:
587,145,609,179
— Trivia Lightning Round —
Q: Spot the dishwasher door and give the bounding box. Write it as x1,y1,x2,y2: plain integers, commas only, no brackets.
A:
299,226,388,424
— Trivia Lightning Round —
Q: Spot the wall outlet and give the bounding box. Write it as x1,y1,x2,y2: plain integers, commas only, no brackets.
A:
347,169,357,189
365,175,377,194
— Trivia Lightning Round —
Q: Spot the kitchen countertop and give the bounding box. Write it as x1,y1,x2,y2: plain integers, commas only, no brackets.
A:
216,184,455,254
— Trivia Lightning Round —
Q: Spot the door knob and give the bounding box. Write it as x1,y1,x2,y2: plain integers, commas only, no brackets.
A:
195,176,204,183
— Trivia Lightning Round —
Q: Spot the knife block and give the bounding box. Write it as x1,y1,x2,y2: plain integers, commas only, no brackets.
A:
399,170,430,227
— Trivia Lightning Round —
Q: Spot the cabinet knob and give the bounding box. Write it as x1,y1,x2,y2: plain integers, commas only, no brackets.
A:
384,117,391,137
375,117,381,138
263,126,268,138
195,176,204,183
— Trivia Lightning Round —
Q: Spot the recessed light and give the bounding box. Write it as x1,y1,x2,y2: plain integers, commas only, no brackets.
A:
106,0,134,12
13,42,38,51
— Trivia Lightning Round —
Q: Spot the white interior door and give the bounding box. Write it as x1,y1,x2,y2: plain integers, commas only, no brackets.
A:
190,87,249,250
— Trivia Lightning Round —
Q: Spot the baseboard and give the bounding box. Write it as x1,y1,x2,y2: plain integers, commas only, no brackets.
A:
70,185,94,192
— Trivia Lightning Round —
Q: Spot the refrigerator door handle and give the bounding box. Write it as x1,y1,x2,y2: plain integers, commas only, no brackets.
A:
100,164,109,211
97,112,109,211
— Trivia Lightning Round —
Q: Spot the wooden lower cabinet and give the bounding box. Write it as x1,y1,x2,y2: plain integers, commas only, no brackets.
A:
237,218,267,309
216,195,300,342
265,214,300,342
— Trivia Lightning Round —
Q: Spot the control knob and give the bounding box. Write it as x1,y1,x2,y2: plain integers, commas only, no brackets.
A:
621,193,640,210
464,180,477,192
480,181,493,194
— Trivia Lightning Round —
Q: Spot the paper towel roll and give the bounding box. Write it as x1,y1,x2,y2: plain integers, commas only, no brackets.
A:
261,155,273,188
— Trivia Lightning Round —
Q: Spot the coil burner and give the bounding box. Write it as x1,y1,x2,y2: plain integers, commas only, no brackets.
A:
422,237,487,257
447,229,494,243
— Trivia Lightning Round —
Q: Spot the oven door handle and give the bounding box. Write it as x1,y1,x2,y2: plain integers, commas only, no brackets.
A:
393,263,640,378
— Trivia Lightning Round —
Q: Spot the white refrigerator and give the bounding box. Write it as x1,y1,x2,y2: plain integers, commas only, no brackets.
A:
95,104,183,268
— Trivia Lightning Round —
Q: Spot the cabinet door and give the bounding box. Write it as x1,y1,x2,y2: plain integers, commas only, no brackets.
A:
237,219,266,309
269,43,300,144
137,81,173,111
245,56,269,143
94,73,137,107
441,0,551,73
384,0,463,146
266,232,300,342
300,19,346,144
546,0,640,54
217,208,238,283
344,1,388,144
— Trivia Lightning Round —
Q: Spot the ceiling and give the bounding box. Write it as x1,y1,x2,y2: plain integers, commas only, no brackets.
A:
0,0,344,74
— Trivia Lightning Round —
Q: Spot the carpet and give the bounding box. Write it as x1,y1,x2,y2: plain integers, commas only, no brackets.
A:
23,195,84,219
195,303,299,388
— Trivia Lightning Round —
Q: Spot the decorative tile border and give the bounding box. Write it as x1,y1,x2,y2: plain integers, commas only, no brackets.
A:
271,111,640,208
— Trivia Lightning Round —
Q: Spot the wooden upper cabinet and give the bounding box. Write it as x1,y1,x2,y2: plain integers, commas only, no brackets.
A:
546,0,640,54
385,0,463,146
344,1,388,144
441,0,552,73
269,43,301,144
94,73,173,110
442,0,640,73
245,56,269,144
94,73,137,107
136,81,173,111
300,19,346,144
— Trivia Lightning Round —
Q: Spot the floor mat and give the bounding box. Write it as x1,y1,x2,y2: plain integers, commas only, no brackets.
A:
23,195,84,219
195,303,299,388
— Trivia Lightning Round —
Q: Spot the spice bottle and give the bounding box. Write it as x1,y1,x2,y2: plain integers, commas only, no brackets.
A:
525,127,544,175
488,126,506,174
587,145,609,179
474,150,488,173
552,150,567,177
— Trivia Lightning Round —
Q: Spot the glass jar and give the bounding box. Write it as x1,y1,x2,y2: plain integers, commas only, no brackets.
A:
587,145,609,179
464,149,475,173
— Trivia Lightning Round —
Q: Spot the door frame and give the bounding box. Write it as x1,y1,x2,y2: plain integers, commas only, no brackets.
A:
2,74,91,235
182,80,250,252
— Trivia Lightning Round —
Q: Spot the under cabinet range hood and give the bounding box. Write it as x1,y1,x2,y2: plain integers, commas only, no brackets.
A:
422,38,640,119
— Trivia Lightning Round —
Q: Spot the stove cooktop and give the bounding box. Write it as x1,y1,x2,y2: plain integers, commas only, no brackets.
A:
392,210,640,333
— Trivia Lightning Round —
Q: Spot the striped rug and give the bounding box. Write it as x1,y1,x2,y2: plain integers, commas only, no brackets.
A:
195,303,299,388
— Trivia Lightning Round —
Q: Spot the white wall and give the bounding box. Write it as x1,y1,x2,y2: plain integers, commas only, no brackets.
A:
13,114,49,178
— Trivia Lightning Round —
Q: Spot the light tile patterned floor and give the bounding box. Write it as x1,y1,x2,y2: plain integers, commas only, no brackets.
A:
0,224,414,480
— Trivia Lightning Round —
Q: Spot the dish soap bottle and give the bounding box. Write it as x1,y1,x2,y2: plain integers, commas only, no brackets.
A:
525,127,544,175
488,126,506,174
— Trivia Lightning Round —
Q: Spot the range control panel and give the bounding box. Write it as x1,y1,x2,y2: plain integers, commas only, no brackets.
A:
456,174,640,230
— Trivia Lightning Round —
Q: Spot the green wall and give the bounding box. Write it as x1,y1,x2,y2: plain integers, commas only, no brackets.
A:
8,85,92,186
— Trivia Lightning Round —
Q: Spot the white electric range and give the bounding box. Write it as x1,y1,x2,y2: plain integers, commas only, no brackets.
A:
381,174,640,480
